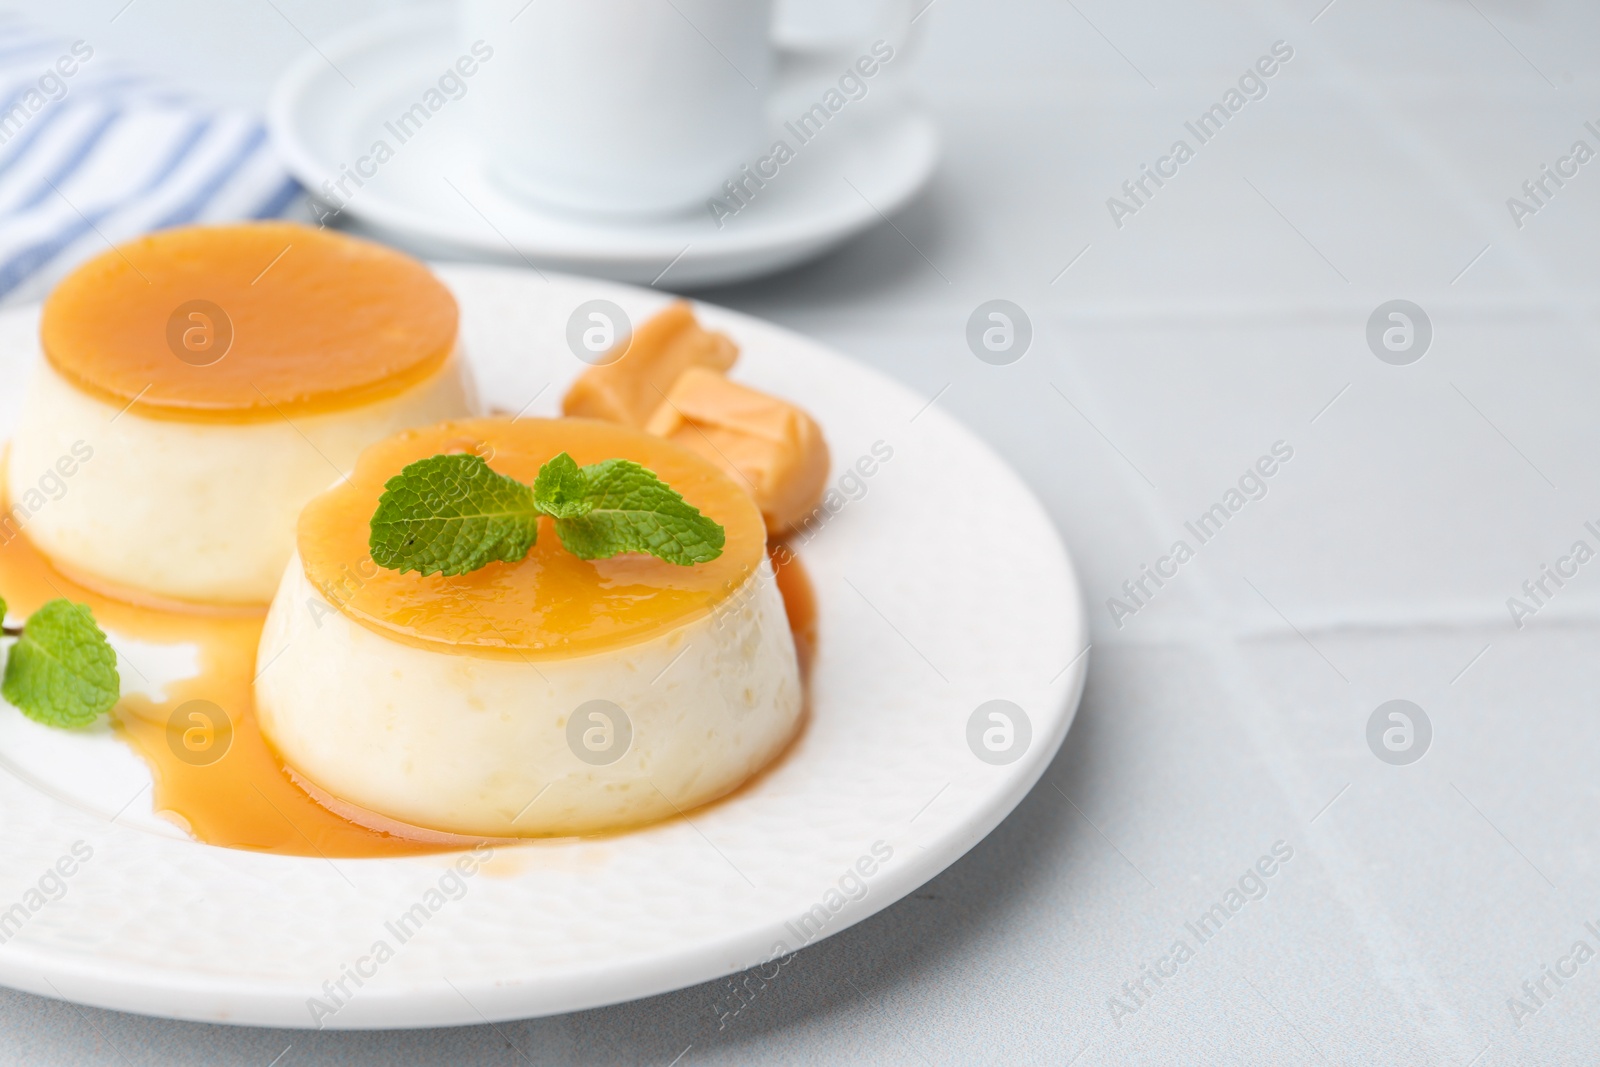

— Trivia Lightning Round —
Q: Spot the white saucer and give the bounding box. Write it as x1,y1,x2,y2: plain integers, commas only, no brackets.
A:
266,11,940,287
0,266,1084,1028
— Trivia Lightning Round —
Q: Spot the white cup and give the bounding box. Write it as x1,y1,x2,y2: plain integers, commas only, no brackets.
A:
461,0,769,219
460,0,911,219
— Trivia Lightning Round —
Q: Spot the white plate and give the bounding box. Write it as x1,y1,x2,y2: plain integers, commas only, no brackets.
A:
0,266,1085,1029
266,10,941,287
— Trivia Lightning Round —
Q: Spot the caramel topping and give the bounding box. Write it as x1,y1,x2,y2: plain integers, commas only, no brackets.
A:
41,222,458,422
297,418,766,659
562,301,737,426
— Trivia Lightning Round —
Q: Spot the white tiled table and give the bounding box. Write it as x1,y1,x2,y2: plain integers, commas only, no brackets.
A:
5,0,1600,1062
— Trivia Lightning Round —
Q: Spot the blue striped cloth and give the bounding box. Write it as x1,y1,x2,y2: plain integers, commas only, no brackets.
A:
0,16,302,304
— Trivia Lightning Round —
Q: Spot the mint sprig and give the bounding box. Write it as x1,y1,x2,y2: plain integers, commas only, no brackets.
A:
369,451,725,577
368,453,542,578
549,458,727,565
1,597,121,728
530,452,591,519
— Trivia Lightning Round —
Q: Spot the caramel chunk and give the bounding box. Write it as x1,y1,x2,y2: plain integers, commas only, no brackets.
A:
561,303,832,536
645,367,830,535
562,301,737,426
42,222,457,421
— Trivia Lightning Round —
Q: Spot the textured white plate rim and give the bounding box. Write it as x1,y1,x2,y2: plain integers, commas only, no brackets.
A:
264,9,940,268
0,264,1086,1029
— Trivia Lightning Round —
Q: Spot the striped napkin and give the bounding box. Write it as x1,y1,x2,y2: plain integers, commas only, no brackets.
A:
0,15,302,304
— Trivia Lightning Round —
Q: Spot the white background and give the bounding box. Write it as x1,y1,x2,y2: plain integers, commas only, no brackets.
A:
5,0,1600,1063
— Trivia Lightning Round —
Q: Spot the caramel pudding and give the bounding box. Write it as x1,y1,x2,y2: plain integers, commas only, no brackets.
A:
255,418,803,838
4,223,475,606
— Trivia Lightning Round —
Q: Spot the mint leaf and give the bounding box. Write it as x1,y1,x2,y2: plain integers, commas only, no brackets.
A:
368,452,726,576
369,453,540,577
532,452,592,519
553,459,725,566
2,599,119,728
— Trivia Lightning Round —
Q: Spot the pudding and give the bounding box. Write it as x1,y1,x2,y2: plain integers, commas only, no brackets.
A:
3,223,474,606
255,418,803,837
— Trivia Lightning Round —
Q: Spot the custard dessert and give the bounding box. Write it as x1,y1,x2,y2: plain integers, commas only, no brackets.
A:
255,418,802,837
4,223,475,605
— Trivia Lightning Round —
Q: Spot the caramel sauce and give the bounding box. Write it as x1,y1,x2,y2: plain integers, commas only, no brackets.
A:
771,543,816,675
298,418,768,659
0,475,815,859
0,523,458,856
41,223,457,423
